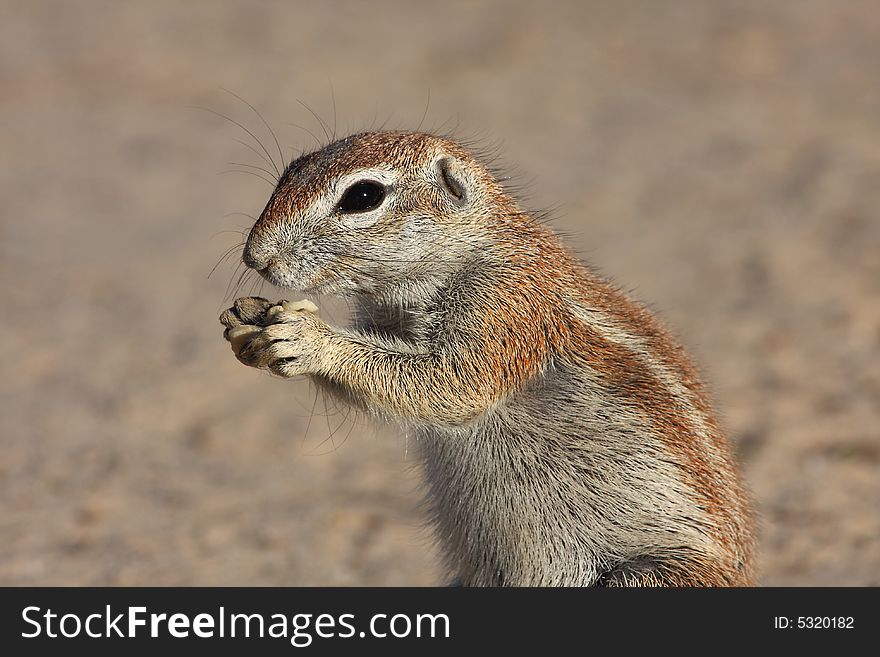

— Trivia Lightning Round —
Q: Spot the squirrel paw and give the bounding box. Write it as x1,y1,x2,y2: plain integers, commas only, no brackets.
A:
220,297,325,377
219,296,274,331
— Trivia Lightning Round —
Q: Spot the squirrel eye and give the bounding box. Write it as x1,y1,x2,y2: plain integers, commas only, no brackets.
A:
337,181,386,214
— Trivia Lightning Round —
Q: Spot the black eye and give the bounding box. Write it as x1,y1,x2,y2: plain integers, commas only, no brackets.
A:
337,181,386,214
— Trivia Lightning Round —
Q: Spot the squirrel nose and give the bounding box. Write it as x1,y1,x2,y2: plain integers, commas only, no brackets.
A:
243,239,282,272
242,247,267,271
243,227,276,271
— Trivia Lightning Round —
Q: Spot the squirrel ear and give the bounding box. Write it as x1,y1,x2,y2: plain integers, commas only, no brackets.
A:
435,156,468,208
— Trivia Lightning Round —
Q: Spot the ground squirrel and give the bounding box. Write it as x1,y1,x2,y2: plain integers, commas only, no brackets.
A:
219,130,756,586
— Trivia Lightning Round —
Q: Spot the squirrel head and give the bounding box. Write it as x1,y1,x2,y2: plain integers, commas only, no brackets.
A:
243,131,513,299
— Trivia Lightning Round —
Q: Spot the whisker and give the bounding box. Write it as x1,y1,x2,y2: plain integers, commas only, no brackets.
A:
227,264,251,303
378,108,396,131
209,229,247,240
297,99,332,144
231,137,280,177
416,88,431,133
222,260,246,304
228,161,279,180
221,87,286,176
248,272,263,297
239,270,261,300
189,105,281,178
288,123,323,150
328,78,338,141
219,169,277,187
369,101,379,132
209,242,245,279
224,211,258,223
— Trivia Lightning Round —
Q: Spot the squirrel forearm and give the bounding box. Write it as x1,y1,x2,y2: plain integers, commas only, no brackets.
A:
317,330,496,425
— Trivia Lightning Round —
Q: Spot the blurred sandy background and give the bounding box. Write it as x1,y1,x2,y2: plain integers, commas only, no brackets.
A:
1,0,878,586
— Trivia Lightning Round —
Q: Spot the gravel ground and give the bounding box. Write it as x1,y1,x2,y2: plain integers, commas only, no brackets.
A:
1,0,878,585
